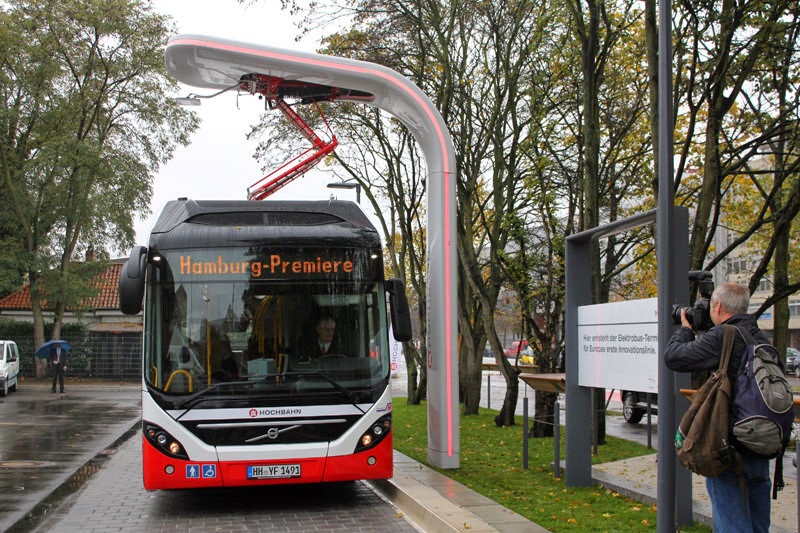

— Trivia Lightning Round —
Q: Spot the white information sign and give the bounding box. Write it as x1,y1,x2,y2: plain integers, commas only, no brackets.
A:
578,298,658,393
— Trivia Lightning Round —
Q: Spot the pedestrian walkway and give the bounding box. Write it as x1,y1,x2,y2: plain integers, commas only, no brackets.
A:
592,451,798,533
0,379,141,533
469,369,800,532
592,398,799,532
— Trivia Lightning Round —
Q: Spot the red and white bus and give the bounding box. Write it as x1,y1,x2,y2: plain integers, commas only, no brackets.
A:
120,199,411,489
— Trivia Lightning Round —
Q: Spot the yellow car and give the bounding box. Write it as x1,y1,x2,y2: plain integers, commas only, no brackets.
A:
520,346,535,366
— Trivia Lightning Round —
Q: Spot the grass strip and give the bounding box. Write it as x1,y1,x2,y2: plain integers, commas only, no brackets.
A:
391,401,710,532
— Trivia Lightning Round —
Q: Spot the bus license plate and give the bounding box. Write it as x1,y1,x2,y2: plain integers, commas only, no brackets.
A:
247,464,301,479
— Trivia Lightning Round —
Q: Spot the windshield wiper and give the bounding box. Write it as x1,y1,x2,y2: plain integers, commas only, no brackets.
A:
167,381,232,412
170,379,273,411
283,371,366,414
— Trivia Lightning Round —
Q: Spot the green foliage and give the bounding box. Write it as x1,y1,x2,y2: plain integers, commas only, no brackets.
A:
0,0,199,340
392,401,710,532
40,260,110,316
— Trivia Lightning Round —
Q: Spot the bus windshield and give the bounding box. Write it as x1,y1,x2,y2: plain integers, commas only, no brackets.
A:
144,247,390,402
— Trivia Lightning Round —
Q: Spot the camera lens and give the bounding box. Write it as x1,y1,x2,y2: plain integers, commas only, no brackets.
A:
671,305,696,326
671,304,687,325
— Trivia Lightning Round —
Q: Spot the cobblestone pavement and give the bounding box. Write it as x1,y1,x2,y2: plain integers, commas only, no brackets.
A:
9,368,799,533
33,434,420,533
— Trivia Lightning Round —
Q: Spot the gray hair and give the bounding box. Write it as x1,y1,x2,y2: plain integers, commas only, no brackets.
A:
710,282,749,314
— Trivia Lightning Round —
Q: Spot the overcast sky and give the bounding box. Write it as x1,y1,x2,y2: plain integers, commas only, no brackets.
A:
135,1,356,245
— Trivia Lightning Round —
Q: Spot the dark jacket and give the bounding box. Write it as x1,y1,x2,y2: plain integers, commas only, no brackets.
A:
664,313,768,379
293,336,343,360
49,347,68,369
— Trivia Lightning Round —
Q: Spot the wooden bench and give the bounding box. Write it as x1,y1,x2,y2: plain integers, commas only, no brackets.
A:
519,373,566,394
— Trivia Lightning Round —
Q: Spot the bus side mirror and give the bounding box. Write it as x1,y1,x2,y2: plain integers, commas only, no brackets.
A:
119,246,147,315
387,278,412,342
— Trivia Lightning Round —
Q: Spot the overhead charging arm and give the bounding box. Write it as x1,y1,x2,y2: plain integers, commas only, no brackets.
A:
240,74,348,200
247,96,338,200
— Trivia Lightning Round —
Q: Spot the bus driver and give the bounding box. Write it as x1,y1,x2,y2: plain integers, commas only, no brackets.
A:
295,315,342,361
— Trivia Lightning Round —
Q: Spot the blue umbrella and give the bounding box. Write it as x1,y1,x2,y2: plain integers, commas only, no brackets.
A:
35,340,72,359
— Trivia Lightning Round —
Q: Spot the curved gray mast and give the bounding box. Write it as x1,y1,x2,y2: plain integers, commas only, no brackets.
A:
165,35,459,468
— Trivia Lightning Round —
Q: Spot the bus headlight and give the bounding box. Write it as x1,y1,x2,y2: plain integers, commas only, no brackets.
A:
143,421,189,460
355,413,391,453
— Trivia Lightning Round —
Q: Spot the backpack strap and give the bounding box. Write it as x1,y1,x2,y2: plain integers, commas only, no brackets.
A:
733,325,757,347
718,325,736,374
773,452,785,499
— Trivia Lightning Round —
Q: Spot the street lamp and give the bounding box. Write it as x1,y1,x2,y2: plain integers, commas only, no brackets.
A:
327,181,361,204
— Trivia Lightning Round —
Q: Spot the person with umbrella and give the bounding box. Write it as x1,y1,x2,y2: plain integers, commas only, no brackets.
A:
49,341,67,393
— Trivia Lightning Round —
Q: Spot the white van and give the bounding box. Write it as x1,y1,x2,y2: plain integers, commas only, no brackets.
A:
0,340,20,396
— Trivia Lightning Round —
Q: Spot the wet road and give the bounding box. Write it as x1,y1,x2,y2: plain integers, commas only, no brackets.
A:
0,379,140,532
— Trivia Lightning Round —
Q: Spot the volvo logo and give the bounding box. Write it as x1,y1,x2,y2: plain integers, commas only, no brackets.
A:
246,424,302,444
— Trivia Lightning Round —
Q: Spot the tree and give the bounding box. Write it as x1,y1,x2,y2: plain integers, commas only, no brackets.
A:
562,0,652,443
0,0,198,349
674,0,798,271
672,0,800,348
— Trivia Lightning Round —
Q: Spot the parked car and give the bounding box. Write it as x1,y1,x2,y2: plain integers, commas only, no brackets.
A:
621,390,658,424
785,347,800,378
0,340,20,397
483,343,495,359
504,340,529,358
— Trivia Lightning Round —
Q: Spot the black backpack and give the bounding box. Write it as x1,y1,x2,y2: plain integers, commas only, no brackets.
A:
731,327,795,497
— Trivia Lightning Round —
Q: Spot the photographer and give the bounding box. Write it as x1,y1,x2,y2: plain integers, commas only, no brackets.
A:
664,282,771,532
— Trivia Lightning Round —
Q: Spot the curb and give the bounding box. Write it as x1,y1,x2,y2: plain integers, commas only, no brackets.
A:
368,475,498,532
368,451,549,533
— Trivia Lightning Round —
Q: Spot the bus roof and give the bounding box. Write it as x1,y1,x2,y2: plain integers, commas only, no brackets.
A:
148,198,380,250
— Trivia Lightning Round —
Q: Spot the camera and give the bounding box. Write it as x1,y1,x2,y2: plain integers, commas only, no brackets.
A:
671,270,715,331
